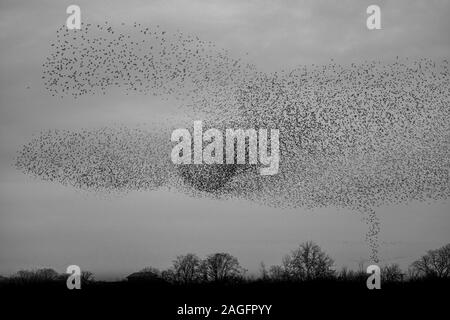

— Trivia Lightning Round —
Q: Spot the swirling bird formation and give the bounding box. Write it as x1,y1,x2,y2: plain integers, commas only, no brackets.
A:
17,22,450,262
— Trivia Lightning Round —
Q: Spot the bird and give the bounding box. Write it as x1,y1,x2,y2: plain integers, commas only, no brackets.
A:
21,21,450,263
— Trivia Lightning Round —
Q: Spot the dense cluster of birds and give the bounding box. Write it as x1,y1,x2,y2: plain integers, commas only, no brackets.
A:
18,21,450,262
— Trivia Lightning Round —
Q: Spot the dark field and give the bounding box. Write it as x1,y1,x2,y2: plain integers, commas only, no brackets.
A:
1,278,448,318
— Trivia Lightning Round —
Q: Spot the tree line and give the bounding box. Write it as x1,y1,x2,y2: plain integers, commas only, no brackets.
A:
1,241,449,285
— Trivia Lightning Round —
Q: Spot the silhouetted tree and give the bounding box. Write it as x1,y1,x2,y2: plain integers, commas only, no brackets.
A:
410,243,450,278
338,266,366,282
268,265,289,281
81,271,95,284
283,241,334,280
381,264,404,282
201,253,245,282
13,268,60,284
172,253,201,283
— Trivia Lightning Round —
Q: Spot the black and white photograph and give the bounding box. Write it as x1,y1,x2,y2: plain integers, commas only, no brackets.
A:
0,0,449,317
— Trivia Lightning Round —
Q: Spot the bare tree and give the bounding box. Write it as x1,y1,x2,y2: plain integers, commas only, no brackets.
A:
259,262,269,280
381,264,404,282
201,253,245,282
81,271,95,284
172,253,201,283
161,269,176,283
127,266,163,282
283,241,334,280
13,268,59,284
269,265,289,281
410,243,450,278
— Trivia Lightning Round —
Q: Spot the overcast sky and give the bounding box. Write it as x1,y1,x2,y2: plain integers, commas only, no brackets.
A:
0,0,449,279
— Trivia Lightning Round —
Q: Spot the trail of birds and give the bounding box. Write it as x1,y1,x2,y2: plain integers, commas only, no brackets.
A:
17,21,450,262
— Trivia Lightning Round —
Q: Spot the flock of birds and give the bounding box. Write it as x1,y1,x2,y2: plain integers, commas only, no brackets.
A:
17,21,450,262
